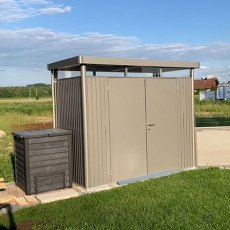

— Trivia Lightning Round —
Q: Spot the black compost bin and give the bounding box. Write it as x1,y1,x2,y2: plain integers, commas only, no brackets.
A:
13,129,72,195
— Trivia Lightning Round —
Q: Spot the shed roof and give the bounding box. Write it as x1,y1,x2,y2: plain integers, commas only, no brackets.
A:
47,56,200,73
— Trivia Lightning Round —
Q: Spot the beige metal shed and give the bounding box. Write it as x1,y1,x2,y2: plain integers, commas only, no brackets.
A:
48,56,200,189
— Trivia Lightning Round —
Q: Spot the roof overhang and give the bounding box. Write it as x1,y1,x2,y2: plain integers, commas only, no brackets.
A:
47,56,200,73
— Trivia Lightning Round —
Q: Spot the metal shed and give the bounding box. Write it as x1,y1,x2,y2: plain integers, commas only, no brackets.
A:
48,56,200,189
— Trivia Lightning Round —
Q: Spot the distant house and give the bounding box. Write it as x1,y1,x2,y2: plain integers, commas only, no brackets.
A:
194,78,219,101
194,78,219,91
199,91,215,101
217,82,230,100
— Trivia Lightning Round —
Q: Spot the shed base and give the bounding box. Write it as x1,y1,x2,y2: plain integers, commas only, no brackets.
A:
117,167,197,186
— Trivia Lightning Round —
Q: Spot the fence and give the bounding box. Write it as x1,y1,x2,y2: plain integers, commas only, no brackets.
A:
196,116,230,127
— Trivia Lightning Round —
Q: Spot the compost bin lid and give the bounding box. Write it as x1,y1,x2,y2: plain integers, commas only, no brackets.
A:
13,129,71,139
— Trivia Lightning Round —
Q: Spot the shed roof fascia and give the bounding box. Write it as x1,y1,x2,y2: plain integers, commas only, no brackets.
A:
47,55,200,71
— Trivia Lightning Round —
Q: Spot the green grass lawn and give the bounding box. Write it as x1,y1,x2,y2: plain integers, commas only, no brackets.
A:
1,168,230,229
0,100,52,182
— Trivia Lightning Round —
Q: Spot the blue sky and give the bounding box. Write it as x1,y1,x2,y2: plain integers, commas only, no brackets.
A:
1,0,230,86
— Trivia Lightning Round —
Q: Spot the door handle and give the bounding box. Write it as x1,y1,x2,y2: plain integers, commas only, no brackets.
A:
147,123,155,127
147,123,155,130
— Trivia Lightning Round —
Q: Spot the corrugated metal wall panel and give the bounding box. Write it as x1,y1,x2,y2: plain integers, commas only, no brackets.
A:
55,77,85,187
177,78,193,169
85,77,111,187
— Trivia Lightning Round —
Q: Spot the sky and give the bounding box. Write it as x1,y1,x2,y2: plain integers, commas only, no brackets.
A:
0,0,230,86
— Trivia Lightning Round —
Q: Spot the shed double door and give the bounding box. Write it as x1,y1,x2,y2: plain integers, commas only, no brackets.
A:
109,78,179,182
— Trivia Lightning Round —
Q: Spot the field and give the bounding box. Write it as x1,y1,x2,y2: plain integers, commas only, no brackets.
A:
1,168,230,229
0,98,52,182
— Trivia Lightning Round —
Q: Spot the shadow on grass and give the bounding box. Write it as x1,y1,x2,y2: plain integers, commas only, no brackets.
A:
0,203,34,230
0,204,16,230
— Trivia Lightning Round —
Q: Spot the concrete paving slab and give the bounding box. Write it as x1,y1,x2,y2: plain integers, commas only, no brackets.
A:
87,183,118,193
5,182,25,197
24,195,39,204
36,189,79,204
72,184,87,194
196,128,230,166
0,195,16,204
15,197,29,206
0,182,7,190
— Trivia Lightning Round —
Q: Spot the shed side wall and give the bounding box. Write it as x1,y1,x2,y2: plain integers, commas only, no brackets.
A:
85,77,111,187
177,77,194,168
55,77,85,187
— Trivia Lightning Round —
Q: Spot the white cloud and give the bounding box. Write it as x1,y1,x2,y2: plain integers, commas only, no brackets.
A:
0,28,230,85
0,0,72,22
38,6,71,15
23,0,50,4
200,66,209,69
1,28,230,65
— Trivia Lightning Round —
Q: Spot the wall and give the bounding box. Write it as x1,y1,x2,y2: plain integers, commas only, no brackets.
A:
177,78,194,169
55,77,85,187
85,77,194,187
85,77,111,188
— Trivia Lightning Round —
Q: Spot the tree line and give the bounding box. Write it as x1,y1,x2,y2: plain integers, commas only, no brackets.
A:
0,83,52,98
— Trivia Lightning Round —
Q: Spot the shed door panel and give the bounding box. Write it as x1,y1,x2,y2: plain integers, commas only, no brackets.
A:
109,78,147,181
146,78,179,174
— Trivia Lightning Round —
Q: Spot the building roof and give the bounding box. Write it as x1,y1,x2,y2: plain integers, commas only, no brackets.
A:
47,56,200,73
194,78,219,90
